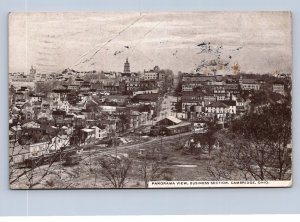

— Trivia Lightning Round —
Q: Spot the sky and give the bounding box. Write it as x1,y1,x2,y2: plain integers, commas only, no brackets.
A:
9,12,292,75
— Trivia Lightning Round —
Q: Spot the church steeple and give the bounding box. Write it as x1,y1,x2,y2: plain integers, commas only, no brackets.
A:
124,58,130,73
30,65,36,76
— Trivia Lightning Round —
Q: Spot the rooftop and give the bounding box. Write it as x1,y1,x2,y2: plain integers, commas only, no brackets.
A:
207,101,228,108
166,122,191,129
165,116,182,124
242,79,259,84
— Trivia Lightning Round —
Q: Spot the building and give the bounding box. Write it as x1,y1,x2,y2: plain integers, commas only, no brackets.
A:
273,83,285,95
140,80,157,90
91,126,108,140
124,58,130,74
165,122,191,135
240,77,260,91
181,73,216,92
158,72,165,80
27,141,49,158
103,95,130,106
205,101,229,122
133,89,159,96
156,116,182,126
132,93,159,106
143,70,158,80
48,135,70,152
102,79,121,94
52,110,66,125
181,91,204,112
126,79,140,93
220,100,237,114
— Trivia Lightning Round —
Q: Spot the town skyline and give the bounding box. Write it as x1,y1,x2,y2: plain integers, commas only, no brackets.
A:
9,12,292,75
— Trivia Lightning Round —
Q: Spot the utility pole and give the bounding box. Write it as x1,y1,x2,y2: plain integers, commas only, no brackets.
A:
160,135,163,154
59,149,62,179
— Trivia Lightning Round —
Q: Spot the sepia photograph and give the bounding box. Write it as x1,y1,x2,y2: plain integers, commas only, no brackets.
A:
8,12,292,189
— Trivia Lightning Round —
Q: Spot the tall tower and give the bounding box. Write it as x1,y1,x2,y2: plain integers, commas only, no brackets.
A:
29,65,36,81
30,65,36,75
124,58,130,73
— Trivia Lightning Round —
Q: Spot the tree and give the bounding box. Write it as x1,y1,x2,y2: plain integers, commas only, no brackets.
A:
202,119,219,156
95,155,132,188
9,104,75,189
208,102,291,181
175,71,183,95
138,148,172,188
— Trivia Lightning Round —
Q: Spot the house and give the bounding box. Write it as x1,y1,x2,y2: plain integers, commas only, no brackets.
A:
101,119,117,134
192,116,212,134
29,93,44,103
27,141,50,158
9,142,30,164
64,114,75,126
41,99,50,111
205,101,228,113
37,111,52,121
15,92,27,101
69,100,87,112
224,83,240,95
102,79,120,94
205,101,229,122
23,106,35,120
57,100,70,113
236,98,246,115
143,71,158,80
182,81,205,92
103,95,130,106
202,94,216,105
220,100,237,114
213,91,227,101
129,111,141,128
143,67,159,80
22,121,42,130
52,110,66,125
80,82,91,91
125,78,140,93
80,128,96,145
48,135,70,152
273,83,285,95
140,80,157,90
91,126,108,140
158,72,165,80
240,77,260,91
10,124,22,138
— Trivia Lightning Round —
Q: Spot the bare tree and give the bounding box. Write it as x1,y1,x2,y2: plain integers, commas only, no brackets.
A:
208,102,292,181
9,105,75,188
94,153,132,188
138,148,172,188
